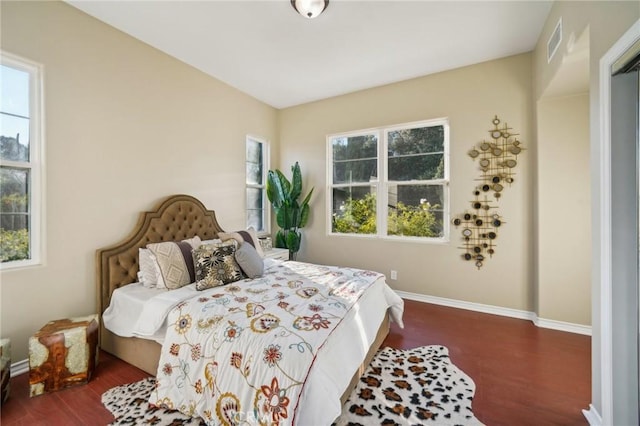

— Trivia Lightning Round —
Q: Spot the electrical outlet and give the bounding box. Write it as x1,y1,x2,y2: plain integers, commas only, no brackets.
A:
390,270,397,280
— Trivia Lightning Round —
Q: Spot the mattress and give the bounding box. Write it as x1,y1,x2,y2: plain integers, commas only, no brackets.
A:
103,282,181,343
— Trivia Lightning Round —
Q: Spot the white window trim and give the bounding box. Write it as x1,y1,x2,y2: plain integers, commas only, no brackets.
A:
326,118,449,243
0,51,46,271
245,135,270,236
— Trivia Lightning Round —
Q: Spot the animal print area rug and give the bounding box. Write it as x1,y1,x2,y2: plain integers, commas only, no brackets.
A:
334,345,484,425
102,346,483,426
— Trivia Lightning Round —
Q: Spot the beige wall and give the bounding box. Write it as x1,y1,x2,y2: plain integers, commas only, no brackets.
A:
279,54,535,312
533,0,639,417
536,93,590,324
534,2,639,99
0,1,277,361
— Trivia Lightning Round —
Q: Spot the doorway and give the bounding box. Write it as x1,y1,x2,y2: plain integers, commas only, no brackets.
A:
610,43,639,426
595,19,640,426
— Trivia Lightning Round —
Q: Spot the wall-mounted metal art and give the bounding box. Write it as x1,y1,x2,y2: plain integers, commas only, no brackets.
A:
452,115,524,269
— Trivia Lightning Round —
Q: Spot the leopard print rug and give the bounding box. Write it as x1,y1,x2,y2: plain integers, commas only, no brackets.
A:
102,345,483,425
335,345,483,425
101,377,205,425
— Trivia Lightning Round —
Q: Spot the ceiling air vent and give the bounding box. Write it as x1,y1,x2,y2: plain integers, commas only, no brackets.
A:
547,18,563,63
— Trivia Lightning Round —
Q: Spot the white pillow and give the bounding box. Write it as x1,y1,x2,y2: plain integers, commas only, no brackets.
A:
138,248,166,289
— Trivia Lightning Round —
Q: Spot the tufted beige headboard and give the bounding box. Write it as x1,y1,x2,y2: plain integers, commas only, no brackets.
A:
95,194,225,317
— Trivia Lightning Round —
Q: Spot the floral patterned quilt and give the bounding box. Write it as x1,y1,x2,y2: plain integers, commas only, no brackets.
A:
148,260,386,426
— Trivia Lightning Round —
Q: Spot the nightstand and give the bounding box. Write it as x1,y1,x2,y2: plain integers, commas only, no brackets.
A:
263,248,289,261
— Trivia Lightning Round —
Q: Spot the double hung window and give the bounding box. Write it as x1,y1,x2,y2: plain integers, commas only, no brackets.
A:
328,119,449,240
245,136,269,234
1,52,44,268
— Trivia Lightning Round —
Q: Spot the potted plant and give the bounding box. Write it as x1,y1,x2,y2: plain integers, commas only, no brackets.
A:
266,162,314,260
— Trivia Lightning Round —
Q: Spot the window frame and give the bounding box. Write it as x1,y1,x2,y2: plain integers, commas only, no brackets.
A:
326,118,450,243
245,135,270,236
0,51,46,270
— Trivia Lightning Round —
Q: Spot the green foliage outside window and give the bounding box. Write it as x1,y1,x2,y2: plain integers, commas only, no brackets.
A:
332,193,377,234
0,228,28,262
1,193,27,211
333,193,441,237
388,201,440,237
0,180,29,263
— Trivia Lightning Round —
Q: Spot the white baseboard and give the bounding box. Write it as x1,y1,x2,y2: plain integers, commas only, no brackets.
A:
10,359,28,377
582,404,602,426
534,317,592,336
396,290,592,336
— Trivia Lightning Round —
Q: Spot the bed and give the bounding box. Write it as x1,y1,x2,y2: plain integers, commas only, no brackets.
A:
96,194,403,425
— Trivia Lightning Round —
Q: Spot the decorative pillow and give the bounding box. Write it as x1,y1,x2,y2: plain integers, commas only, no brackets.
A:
201,238,222,246
197,239,237,252
235,242,264,279
182,235,202,250
138,248,166,289
218,227,264,258
193,244,244,291
146,241,196,290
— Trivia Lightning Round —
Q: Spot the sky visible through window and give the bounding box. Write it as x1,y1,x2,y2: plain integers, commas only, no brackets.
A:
1,64,30,148
1,62,34,264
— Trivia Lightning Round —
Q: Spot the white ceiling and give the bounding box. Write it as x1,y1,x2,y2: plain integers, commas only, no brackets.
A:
67,0,553,109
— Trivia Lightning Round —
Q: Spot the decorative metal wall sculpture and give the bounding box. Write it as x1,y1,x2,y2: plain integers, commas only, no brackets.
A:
452,115,524,269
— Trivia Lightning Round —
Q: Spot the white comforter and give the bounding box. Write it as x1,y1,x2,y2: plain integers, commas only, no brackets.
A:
103,258,404,425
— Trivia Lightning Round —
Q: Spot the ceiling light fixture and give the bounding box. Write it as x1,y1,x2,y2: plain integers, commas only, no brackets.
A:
291,0,329,19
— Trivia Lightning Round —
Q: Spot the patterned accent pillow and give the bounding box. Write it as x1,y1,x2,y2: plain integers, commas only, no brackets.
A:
193,244,244,291
146,241,196,290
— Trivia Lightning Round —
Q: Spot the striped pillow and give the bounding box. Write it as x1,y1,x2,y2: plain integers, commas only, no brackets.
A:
146,241,197,290
217,227,264,257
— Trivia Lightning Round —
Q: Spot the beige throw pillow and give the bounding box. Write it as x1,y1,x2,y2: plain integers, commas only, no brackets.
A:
146,240,196,290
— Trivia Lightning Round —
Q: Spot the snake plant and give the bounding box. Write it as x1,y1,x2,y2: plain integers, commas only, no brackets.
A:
266,162,314,260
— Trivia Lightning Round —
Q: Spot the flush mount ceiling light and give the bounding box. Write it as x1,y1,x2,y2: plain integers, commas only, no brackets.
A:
291,0,329,19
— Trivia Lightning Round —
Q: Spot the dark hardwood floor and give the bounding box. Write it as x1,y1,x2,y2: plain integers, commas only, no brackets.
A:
1,299,590,425
385,300,591,425
1,349,148,425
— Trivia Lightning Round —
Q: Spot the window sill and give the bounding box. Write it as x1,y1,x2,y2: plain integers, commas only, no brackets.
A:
0,258,44,272
327,232,449,245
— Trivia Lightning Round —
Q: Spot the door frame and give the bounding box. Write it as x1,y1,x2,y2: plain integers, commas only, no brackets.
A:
595,18,640,426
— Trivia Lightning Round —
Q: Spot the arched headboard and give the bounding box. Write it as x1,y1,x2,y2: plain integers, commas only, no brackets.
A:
95,194,225,317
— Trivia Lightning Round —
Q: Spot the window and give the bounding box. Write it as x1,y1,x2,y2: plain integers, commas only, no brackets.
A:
0,52,44,268
245,136,269,234
328,118,449,241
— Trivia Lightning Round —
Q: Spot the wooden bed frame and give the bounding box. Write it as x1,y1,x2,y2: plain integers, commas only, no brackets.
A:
95,194,389,406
